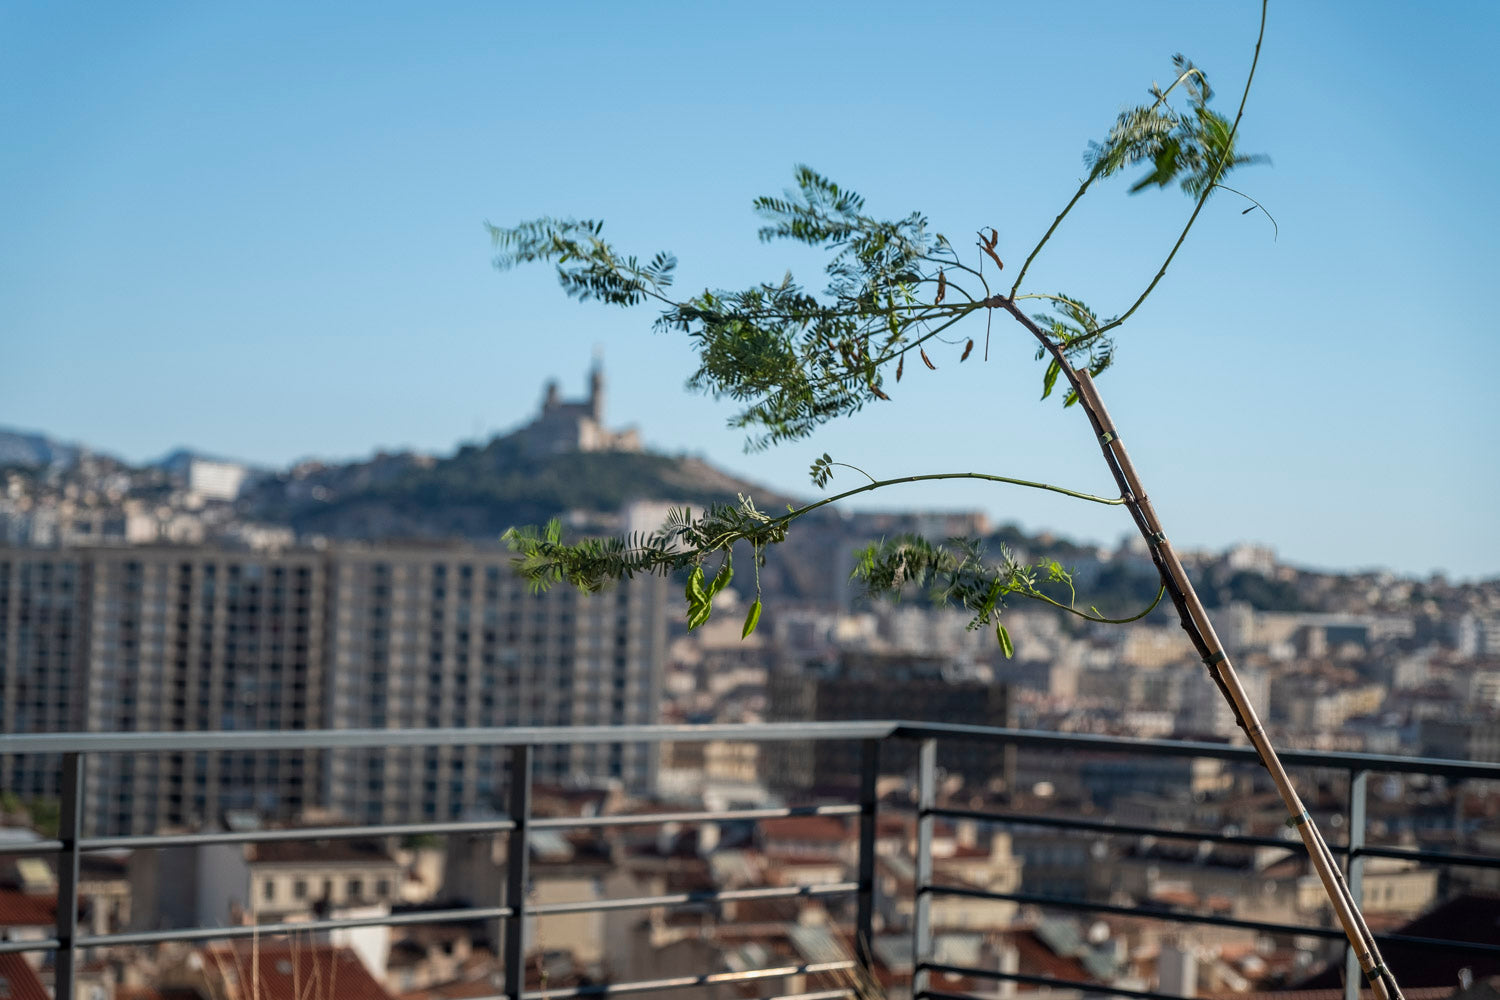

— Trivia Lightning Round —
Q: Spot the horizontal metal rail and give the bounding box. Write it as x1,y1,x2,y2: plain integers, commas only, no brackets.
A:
520,960,858,1000
929,804,1322,854
889,721,1500,781
446,989,860,1000
1353,843,1500,870
75,903,514,949
82,816,519,851
0,720,896,754
923,964,1190,1000
528,881,858,917
61,803,860,854
0,837,64,856
7,720,1495,780
927,882,1346,942
530,802,860,831
0,938,61,956
926,884,1500,958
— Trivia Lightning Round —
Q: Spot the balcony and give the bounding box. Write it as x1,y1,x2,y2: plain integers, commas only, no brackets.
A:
1,722,1497,1000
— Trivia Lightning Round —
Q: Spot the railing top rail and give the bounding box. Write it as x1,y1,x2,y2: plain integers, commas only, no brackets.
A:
889,721,1500,780
0,720,897,754
1,720,1496,780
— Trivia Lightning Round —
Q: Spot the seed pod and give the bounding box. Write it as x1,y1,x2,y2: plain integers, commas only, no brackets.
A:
935,270,947,305
871,385,891,401
920,347,936,370
961,339,974,362
896,355,904,382
981,243,1004,271
742,599,763,639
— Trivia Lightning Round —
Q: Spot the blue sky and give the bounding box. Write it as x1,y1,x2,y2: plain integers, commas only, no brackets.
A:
3,2,1496,579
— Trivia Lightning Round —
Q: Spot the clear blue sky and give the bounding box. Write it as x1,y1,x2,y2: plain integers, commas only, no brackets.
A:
4,2,1496,580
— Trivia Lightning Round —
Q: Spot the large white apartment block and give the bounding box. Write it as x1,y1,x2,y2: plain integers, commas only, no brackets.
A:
0,542,667,835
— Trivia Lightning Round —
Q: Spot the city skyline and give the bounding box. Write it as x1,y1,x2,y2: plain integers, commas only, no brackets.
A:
4,2,1497,580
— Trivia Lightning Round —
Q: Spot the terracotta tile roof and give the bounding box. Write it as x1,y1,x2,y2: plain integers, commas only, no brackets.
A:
0,888,55,926
202,943,395,1000
0,953,50,1000
759,816,849,843
247,839,395,865
115,988,206,1000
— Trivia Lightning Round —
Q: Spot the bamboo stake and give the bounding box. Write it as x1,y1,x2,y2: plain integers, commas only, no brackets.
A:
998,297,1403,1000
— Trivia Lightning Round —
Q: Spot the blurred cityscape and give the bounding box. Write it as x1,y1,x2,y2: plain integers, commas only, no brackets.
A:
2,366,1497,999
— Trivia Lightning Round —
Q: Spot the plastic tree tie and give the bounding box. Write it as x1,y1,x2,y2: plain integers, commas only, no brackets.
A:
1203,651,1227,667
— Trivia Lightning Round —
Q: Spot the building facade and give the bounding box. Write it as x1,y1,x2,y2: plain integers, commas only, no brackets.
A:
0,542,667,834
767,652,1013,793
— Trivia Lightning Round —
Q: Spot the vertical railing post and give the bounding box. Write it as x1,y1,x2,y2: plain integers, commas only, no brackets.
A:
855,738,880,975
54,752,84,1000
911,738,936,1000
1343,769,1369,1000
504,745,534,1000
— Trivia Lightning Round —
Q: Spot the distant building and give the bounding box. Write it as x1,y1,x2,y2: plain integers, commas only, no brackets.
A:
1421,716,1500,764
325,544,667,824
517,362,642,458
0,541,667,835
767,651,1013,792
186,458,249,501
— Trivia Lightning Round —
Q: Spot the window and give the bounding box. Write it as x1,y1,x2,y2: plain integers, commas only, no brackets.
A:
263,879,276,902
293,879,307,900
375,879,390,898
348,877,363,900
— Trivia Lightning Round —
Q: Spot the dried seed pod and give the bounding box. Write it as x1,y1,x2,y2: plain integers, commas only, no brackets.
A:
961,339,974,362
935,270,947,305
871,385,891,401
920,347,937,370
896,355,904,382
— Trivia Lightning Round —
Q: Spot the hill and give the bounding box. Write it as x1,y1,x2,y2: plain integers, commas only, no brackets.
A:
240,434,799,543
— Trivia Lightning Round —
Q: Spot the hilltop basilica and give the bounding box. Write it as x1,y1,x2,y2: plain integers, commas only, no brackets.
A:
515,362,643,458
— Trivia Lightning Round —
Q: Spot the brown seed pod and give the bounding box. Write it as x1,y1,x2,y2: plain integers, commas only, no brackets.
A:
871,385,891,401
920,347,937,370
961,339,974,362
981,243,1004,271
896,355,904,382
935,270,947,305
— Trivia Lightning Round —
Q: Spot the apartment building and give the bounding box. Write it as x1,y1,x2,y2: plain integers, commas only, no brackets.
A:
325,545,666,824
767,651,1012,792
0,542,667,834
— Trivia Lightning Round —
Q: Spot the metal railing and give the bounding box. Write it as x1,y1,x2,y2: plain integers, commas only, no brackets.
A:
2,722,1498,1000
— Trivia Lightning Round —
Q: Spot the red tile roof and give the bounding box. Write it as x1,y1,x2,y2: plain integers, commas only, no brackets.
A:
202,943,395,1000
0,954,50,1000
0,888,55,927
760,816,849,843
